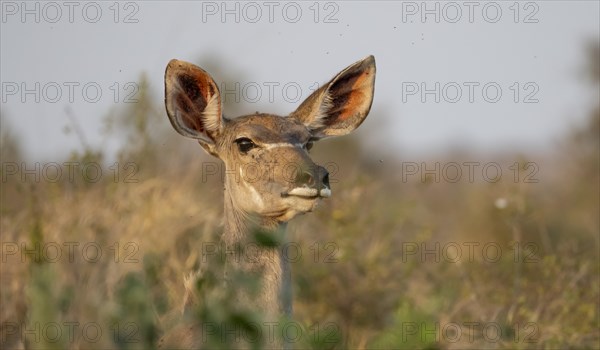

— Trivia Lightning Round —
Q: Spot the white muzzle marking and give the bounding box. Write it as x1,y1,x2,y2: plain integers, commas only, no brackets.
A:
288,187,318,197
287,187,332,198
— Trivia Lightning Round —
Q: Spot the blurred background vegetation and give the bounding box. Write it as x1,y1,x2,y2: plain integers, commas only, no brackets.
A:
1,44,598,349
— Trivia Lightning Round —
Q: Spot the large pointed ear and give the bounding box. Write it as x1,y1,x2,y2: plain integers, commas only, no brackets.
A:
290,55,375,138
164,59,224,149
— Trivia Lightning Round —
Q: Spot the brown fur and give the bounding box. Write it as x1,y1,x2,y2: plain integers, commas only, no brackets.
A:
160,56,376,349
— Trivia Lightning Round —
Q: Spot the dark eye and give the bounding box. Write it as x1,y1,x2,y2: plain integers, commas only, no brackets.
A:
304,141,314,151
235,138,256,154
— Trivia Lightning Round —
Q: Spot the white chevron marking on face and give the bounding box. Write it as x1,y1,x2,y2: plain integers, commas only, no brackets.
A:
263,143,303,150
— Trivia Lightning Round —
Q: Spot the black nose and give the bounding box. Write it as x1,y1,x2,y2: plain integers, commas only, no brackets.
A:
296,170,315,187
294,166,330,189
321,169,330,188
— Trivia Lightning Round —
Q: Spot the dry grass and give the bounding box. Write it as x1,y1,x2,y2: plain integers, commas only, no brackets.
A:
1,53,599,349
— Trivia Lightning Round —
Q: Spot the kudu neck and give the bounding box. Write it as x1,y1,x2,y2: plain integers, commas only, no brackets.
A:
221,186,292,321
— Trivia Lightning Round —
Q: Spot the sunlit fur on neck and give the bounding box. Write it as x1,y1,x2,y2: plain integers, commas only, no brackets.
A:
221,181,290,322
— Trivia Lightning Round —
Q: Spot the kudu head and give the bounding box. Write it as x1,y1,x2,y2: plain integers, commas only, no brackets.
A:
164,56,375,222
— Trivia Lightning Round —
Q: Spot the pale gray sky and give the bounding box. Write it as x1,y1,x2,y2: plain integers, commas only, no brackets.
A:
1,1,599,162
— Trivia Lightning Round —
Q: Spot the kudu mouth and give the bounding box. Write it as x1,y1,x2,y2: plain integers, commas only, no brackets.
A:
281,186,332,199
